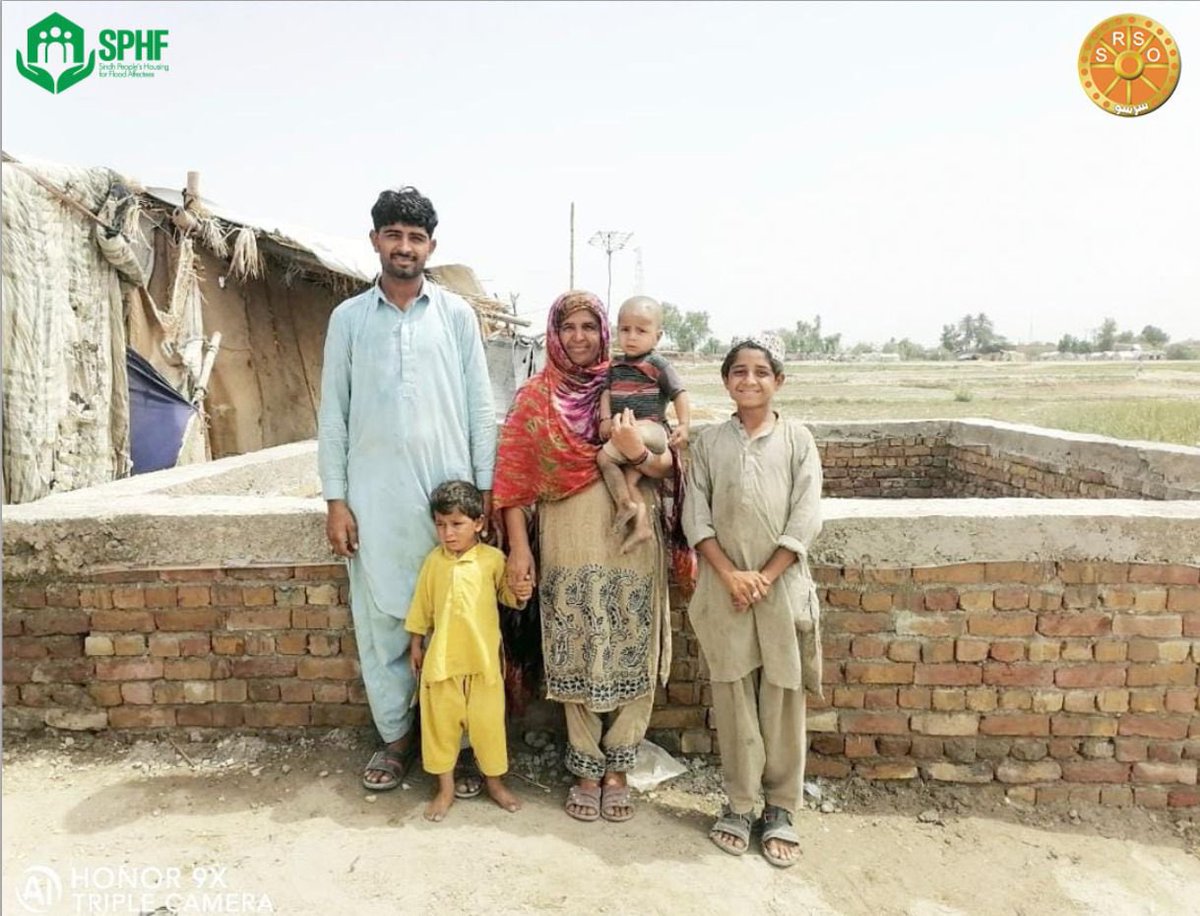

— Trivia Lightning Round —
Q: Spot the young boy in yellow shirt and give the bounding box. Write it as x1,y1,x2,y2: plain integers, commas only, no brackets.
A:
406,480,532,821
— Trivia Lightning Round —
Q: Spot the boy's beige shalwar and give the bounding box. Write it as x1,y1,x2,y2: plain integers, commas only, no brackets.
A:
683,415,823,815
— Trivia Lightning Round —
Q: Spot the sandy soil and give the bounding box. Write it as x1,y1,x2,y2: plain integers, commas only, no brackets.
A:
3,732,1198,916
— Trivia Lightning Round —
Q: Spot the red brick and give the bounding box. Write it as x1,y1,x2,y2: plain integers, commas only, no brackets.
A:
985,562,1055,584
1060,562,1128,585
990,642,1025,663
914,564,985,584
243,586,276,607
179,635,211,656
225,566,294,580
980,714,1050,736
163,658,218,680
206,705,244,727
958,591,994,613
1064,586,1100,609
1101,786,1134,806
108,706,176,728
242,705,311,727
292,608,333,629
921,641,955,664
78,587,114,609
297,657,360,680
983,664,1053,687
994,589,1030,611
1168,788,1200,807
856,761,919,779
89,609,155,632
833,687,865,708
1055,666,1127,688
1184,614,1200,638
142,586,178,608
248,681,281,702
176,586,211,607
148,634,181,657
306,634,339,656
311,704,373,727
292,564,346,580
155,609,221,632
280,682,315,703
110,587,147,609
968,614,1036,637
227,609,292,630
1052,715,1117,737
1029,591,1064,612
1118,716,1191,739
244,634,275,655
1113,616,1183,638
826,612,894,635
897,687,932,709
112,634,147,656
861,592,893,612
807,757,852,778
94,658,163,681
864,688,899,709
1132,762,1198,785
3,615,23,637
844,735,876,757
923,590,960,612
956,640,990,663
827,589,861,608
231,658,297,678
840,711,910,735
915,664,982,686
157,568,220,582
1167,589,1200,612
277,634,309,655
1165,689,1198,713
851,636,887,658
215,680,248,702
1038,614,1111,637
314,682,349,703
1061,760,1131,783
22,610,91,636
1133,787,1169,808
1126,664,1195,687
43,584,80,607
1128,564,1198,586
211,635,245,655
212,583,245,605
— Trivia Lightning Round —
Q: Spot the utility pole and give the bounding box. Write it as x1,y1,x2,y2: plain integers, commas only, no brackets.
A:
569,202,575,288
587,230,633,309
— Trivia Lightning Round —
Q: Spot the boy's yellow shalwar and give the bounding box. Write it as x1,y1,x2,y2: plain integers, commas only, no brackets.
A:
404,543,524,776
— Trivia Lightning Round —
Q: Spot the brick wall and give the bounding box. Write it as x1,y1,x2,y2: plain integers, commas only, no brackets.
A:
6,559,1197,807
816,435,1161,499
3,566,370,731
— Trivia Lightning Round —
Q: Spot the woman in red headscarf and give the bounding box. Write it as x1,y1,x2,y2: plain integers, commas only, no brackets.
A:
495,290,672,823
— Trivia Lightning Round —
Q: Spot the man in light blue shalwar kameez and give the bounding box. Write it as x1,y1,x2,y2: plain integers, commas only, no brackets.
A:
318,187,496,790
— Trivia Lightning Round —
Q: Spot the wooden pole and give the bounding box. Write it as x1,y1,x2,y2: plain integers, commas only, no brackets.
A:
569,202,575,289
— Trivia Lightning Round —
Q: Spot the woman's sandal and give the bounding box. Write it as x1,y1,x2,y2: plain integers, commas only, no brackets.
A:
709,806,754,856
454,751,484,799
564,784,602,822
759,804,801,868
600,782,635,822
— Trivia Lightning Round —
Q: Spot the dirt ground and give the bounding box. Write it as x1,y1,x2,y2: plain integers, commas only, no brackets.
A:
3,731,1199,916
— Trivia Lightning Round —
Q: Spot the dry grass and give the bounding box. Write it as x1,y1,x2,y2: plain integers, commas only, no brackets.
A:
676,360,1200,447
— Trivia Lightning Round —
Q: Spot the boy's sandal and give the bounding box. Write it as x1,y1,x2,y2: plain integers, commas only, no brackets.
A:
759,804,801,868
361,748,411,792
709,806,754,856
600,782,635,822
564,784,602,822
454,751,484,799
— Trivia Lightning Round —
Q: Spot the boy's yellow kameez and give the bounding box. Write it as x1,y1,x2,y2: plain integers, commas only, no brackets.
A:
404,543,524,776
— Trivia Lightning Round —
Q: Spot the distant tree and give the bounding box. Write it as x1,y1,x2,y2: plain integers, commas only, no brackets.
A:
942,312,1006,353
661,302,711,353
896,338,926,360
1165,343,1197,360
940,323,962,352
700,336,724,356
1140,325,1170,348
1057,334,1077,353
1115,330,1136,345
1095,317,1119,352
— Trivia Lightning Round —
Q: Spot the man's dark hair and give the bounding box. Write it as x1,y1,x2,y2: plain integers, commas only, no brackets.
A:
371,187,438,235
720,340,785,379
429,480,484,520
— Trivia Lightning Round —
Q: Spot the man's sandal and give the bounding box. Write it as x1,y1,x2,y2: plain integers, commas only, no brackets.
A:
709,806,754,856
564,784,602,822
600,782,635,822
361,748,411,791
760,804,801,868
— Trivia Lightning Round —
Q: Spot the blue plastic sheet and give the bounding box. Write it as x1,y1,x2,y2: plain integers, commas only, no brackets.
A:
126,348,197,474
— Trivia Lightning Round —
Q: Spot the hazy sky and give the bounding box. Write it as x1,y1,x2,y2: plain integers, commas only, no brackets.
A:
3,1,1198,347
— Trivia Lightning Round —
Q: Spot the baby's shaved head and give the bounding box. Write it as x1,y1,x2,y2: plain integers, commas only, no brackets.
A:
618,296,663,328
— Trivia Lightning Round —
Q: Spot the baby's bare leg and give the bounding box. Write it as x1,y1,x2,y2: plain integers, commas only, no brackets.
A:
425,771,456,822
620,443,672,554
598,443,639,532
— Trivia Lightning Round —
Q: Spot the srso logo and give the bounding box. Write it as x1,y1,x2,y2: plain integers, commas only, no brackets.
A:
15,865,63,913
14,11,94,94
1078,14,1181,116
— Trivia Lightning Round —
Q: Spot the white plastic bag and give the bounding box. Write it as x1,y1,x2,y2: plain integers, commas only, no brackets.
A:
626,739,688,791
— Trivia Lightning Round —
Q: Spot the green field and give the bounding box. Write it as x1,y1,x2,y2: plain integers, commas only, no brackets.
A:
675,360,1200,447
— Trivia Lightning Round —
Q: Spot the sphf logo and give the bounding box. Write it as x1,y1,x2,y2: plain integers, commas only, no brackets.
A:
16,11,169,94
